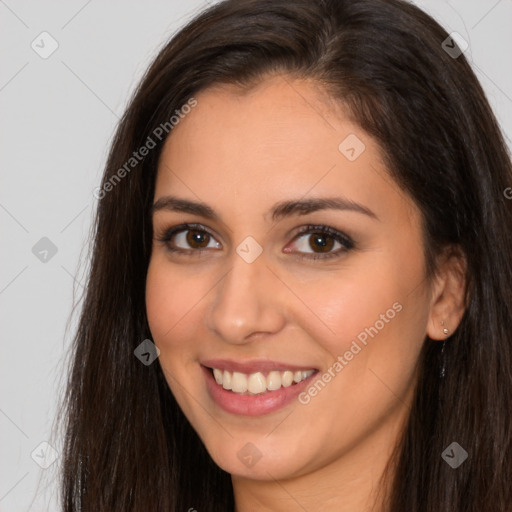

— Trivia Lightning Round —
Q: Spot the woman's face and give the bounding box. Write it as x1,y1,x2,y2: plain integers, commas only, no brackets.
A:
146,75,434,482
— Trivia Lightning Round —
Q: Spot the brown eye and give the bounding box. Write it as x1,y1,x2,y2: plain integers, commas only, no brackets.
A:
307,232,336,253
156,223,221,254
288,224,354,260
185,229,211,249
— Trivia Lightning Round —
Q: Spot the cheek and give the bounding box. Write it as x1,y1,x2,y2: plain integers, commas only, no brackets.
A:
291,258,429,396
286,271,427,450
145,258,206,349
145,258,211,414
289,265,403,358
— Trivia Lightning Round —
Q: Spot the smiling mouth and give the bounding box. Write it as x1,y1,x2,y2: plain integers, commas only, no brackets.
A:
207,367,317,395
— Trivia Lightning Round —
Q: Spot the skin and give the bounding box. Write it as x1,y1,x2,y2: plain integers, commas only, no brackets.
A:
145,74,466,511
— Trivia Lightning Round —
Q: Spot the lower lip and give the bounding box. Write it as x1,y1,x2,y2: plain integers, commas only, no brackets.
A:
201,365,317,417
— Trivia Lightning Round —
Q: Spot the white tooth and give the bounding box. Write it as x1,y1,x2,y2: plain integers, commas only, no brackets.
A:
267,371,282,390
248,372,267,394
213,368,223,385
281,370,294,387
231,371,248,393
218,368,314,393
222,370,232,390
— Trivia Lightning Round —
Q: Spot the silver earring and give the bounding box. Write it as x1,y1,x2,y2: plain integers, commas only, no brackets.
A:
439,321,448,378
440,339,446,378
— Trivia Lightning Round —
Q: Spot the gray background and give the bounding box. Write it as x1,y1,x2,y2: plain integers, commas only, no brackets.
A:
1,1,511,510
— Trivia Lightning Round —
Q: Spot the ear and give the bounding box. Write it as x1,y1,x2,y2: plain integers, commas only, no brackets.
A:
426,246,467,340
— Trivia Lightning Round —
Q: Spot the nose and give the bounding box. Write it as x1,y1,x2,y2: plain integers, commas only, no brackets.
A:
206,248,286,345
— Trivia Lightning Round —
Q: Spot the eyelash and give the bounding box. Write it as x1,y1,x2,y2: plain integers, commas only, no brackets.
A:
155,222,355,260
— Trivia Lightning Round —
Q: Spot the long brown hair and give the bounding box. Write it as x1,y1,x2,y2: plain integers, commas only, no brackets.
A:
59,0,512,510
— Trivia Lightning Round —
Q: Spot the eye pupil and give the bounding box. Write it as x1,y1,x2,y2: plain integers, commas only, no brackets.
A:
186,230,209,248
310,233,334,253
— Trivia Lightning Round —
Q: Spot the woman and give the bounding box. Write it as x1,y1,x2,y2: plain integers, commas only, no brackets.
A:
59,0,512,510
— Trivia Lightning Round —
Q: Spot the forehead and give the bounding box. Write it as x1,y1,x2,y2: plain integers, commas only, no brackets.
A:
154,75,415,225
160,76,349,168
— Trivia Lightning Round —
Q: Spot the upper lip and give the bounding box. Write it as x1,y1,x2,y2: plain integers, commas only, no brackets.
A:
201,358,318,374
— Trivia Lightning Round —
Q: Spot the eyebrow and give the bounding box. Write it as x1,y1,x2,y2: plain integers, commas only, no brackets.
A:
151,195,379,222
